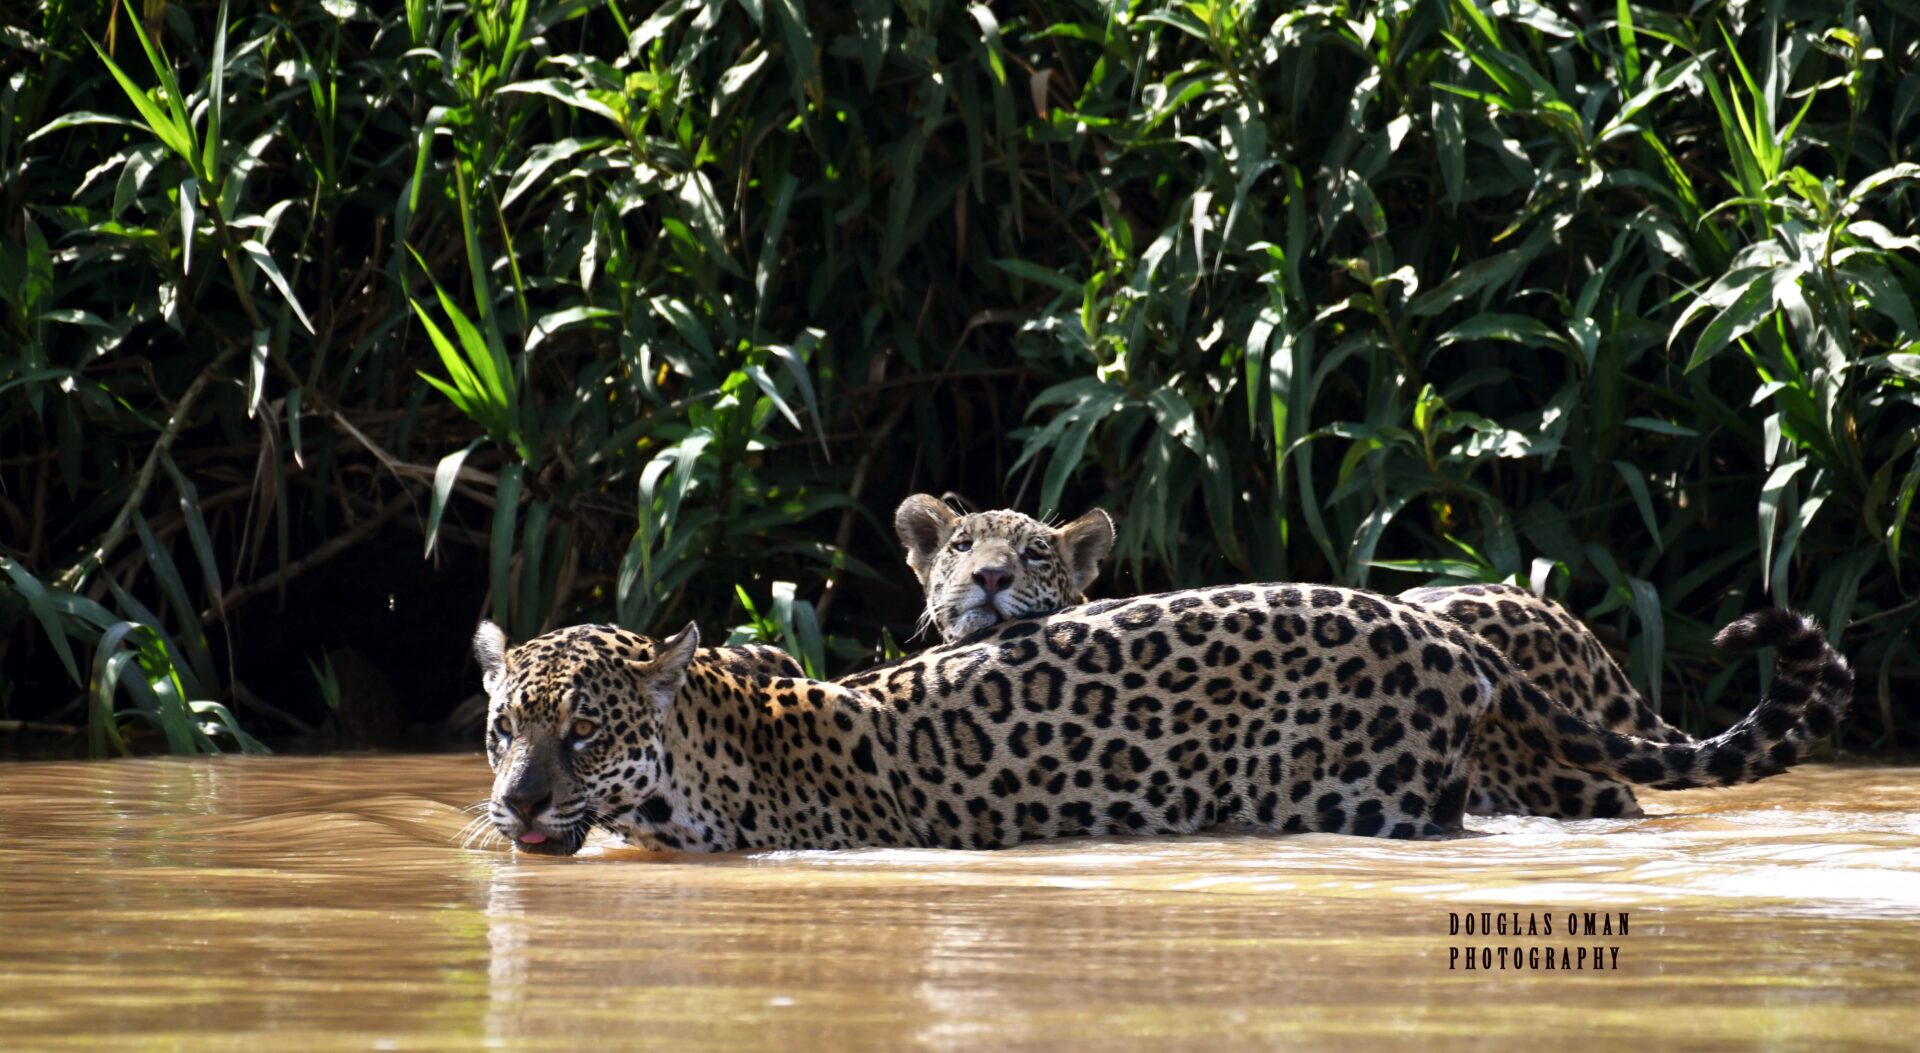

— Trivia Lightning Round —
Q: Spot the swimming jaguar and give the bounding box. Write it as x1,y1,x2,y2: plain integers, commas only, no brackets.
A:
474,586,1849,853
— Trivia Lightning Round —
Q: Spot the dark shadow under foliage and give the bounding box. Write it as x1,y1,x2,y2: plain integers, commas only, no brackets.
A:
1,0,1916,755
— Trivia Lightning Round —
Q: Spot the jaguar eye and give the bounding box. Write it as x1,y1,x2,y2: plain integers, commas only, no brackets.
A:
493,720,512,744
569,718,597,742
1024,545,1048,562
952,538,973,552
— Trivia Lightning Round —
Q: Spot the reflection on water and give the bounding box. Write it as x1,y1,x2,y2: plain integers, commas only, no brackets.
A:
1,758,1917,1050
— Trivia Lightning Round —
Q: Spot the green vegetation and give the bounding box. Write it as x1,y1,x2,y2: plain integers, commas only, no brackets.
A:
1,0,1915,755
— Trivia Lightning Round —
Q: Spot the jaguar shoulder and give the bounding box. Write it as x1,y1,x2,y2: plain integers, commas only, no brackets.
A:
474,584,1849,854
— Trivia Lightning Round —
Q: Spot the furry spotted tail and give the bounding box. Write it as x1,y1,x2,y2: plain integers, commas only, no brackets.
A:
1491,609,1851,790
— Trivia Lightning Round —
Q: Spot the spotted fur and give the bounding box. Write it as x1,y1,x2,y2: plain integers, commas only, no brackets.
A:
475,585,1850,853
1397,583,1696,817
707,642,808,680
900,503,1841,821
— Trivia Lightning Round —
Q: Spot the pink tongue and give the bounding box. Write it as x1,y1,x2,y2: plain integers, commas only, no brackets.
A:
519,831,547,845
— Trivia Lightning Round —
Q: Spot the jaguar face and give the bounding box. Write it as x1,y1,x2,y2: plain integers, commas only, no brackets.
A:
474,620,699,855
893,494,1115,641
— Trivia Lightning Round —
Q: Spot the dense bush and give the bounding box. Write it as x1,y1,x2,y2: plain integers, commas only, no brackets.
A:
1,0,1915,754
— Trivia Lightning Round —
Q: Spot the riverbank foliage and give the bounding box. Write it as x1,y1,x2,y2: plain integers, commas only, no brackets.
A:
2,0,1916,755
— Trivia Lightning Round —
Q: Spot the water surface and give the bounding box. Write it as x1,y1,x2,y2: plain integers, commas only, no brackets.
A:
2,758,1917,1050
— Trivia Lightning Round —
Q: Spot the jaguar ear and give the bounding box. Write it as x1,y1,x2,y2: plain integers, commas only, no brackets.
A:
639,621,700,714
474,621,509,694
1057,507,1116,597
894,493,959,583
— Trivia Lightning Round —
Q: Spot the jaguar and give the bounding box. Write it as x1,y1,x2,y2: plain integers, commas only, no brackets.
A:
893,493,1114,642
475,587,1848,853
892,496,1706,819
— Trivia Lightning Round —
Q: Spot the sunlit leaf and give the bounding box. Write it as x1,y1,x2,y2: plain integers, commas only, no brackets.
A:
426,441,481,557
240,240,315,334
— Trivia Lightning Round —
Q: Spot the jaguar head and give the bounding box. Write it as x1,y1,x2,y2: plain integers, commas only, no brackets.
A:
473,620,700,855
893,494,1115,642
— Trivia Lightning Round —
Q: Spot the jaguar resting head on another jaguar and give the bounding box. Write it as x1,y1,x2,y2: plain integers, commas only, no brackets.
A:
894,493,1115,642
475,583,1850,854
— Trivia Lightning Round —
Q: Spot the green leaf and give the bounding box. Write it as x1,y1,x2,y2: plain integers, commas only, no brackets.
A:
124,0,198,171
765,335,828,456
674,171,744,278
179,178,197,276
491,462,523,626
98,577,202,702
495,78,624,124
87,36,194,162
753,174,800,333
769,581,824,678
1622,416,1699,437
1350,489,1418,589
97,621,201,755
90,625,148,756
248,327,269,419
1431,93,1465,209
1848,220,1920,255
189,699,268,753
1888,450,1920,575
1682,274,1774,373
1367,558,1490,579
409,254,514,443
431,276,509,412
26,111,145,139
131,512,217,691
1410,227,1551,316
517,502,553,642
425,441,481,557
1772,472,1829,599
1435,314,1565,350
992,258,1081,295
240,240,315,334
743,363,802,431
1614,0,1641,85
1145,388,1204,457
718,48,772,100
1612,460,1663,553
159,451,224,608
1529,558,1561,597
1758,460,1807,593
768,0,820,108
1200,437,1245,569
1037,388,1125,518
1625,577,1665,710
501,137,610,210
204,0,229,184
0,556,81,686
1845,162,1920,208
526,306,617,353
1843,264,1920,341
419,371,478,419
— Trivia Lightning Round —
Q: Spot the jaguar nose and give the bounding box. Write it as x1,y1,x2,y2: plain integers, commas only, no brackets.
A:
974,566,1011,597
503,790,551,826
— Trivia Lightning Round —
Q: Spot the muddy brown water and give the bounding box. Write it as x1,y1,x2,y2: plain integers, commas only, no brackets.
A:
1,758,1917,1051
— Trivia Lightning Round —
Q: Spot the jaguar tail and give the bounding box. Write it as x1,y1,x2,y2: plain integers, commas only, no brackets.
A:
1488,609,1851,790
